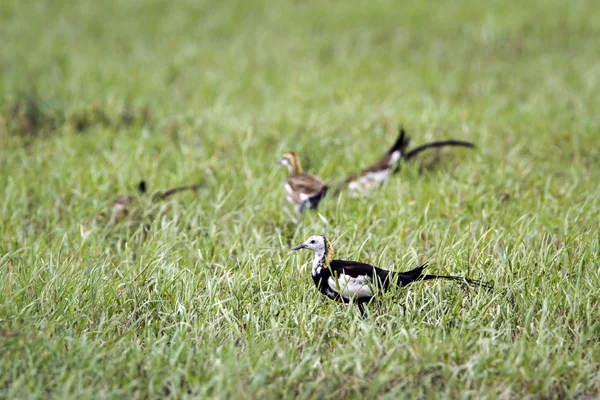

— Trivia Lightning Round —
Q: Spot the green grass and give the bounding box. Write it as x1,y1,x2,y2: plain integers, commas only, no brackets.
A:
1,0,599,398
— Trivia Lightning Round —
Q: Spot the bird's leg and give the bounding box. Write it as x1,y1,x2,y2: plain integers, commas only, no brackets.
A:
397,303,406,317
357,302,368,318
295,201,310,217
299,200,309,214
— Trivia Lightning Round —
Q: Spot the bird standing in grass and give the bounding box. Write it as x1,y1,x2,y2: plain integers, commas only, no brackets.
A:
112,180,148,221
291,235,492,313
279,152,328,214
341,126,476,196
111,180,201,221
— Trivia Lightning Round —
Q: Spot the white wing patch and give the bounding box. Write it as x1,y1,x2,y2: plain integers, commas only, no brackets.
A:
328,273,374,300
389,150,402,165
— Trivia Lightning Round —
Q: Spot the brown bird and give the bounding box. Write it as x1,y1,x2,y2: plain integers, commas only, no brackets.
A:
112,180,148,221
279,152,328,214
111,180,201,221
341,127,475,196
342,128,410,196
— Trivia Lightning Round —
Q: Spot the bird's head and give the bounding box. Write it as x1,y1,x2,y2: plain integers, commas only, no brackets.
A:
291,235,334,264
279,152,302,176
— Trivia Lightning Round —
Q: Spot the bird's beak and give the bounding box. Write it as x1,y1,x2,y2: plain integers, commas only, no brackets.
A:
291,243,306,251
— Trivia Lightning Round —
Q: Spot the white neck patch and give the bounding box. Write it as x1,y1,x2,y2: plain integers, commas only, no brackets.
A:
312,250,326,275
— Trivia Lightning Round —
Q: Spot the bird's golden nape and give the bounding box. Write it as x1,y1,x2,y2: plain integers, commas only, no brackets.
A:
323,236,334,265
280,152,302,176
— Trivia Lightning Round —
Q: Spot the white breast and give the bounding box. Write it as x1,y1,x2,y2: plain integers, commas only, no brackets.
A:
328,273,374,300
284,183,295,203
284,182,313,204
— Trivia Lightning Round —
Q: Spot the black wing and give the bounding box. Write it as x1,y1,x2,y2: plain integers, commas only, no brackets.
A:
329,259,392,285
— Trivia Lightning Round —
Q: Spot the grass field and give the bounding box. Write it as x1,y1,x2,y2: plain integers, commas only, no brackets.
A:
1,0,599,398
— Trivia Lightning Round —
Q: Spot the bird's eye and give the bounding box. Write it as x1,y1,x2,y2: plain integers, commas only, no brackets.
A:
310,240,315,244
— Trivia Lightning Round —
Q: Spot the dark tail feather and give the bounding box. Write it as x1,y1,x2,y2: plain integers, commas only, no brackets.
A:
138,180,148,194
419,274,493,290
403,140,476,161
153,183,202,201
388,127,411,155
393,262,429,286
393,262,493,290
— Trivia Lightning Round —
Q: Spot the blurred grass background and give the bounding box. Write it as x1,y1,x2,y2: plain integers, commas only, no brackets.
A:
1,0,599,398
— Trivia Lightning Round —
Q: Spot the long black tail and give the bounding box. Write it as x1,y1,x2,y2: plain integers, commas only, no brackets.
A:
152,183,202,201
419,274,493,290
393,262,429,286
393,263,492,290
387,127,411,155
404,140,476,161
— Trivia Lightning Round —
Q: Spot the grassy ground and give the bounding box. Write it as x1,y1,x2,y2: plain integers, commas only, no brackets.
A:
1,0,599,398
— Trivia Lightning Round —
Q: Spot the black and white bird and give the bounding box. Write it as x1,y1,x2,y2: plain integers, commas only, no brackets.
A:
291,235,492,312
279,152,328,214
341,127,475,196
